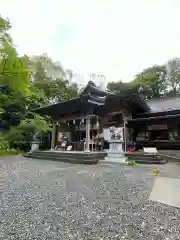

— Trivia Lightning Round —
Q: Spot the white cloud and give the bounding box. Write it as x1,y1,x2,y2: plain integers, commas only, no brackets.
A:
1,0,180,84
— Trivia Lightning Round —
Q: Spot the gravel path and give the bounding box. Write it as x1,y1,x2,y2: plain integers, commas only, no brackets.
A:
0,156,180,239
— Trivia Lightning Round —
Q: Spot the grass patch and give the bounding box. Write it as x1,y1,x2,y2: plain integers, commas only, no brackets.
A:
0,149,22,157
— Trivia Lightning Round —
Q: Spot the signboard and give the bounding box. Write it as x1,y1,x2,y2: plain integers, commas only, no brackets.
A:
143,147,158,154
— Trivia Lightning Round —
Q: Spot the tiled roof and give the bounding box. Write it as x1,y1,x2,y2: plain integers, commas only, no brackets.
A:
147,96,180,112
81,81,115,97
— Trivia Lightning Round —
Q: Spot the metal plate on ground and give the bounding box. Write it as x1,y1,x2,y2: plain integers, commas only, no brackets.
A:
149,177,180,208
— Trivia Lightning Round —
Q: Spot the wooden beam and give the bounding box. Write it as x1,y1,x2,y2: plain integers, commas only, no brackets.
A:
129,113,180,122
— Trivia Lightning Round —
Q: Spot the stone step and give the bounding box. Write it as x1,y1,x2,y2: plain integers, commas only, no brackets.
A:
24,150,107,164
26,153,105,161
105,157,126,163
107,153,125,158
26,152,97,160
127,156,160,161
104,151,127,163
160,154,180,163
126,153,161,158
125,153,167,164
26,154,99,164
135,159,167,164
28,151,106,158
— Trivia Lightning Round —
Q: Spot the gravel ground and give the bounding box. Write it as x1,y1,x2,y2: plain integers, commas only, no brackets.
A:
0,156,180,240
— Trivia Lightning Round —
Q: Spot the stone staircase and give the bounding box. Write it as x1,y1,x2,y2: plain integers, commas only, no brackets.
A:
105,152,127,163
25,150,174,165
159,150,180,162
24,150,107,164
125,152,167,164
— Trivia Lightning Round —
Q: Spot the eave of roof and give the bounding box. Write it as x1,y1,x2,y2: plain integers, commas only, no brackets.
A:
106,93,150,112
128,113,180,122
136,109,180,118
34,96,81,111
34,94,107,118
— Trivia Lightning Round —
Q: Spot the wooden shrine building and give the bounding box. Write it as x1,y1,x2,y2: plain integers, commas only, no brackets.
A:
128,96,180,149
36,82,180,150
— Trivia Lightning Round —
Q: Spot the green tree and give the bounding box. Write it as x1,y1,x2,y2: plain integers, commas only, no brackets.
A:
65,69,74,82
0,81,50,150
30,54,78,102
0,42,30,93
3,114,50,149
30,54,65,81
133,65,167,98
0,15,12,44
48,78,78,102
107,80,136,94
0,16,50,151
165,58,180,95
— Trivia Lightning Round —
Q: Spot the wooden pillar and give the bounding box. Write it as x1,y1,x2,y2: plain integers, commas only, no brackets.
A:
51,121,56,150
99,117,103,133
123,115,127,152
85,116,90,152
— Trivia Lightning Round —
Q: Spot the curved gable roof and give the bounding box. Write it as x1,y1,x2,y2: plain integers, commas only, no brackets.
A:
80,81,114,97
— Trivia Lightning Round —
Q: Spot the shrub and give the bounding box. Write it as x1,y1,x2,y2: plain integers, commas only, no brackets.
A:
0,149,21,156
125,160,136,166
0,133,9,150
153,168,160,176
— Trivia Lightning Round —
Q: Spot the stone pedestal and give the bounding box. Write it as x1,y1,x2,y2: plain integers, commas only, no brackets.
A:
109,141,123,152
105,140,126,163
30,141,40,152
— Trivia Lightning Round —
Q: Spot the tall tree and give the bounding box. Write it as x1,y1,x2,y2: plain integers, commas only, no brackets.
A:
30,54,65,81
30,54,78,102
0,42,30,93
0,16,49,150
133,65,167,98
0,15,12,45
65,69,74,82
107,80,136,94
165,58,180,95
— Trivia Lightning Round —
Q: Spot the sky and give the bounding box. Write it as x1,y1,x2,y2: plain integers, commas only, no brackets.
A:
1,0,180,85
